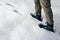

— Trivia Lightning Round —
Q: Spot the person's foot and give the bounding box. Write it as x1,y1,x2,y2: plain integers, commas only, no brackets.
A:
30,13,43,21
39,22,54,32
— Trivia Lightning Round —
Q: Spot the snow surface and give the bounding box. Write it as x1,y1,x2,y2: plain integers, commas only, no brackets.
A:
0,0,60,40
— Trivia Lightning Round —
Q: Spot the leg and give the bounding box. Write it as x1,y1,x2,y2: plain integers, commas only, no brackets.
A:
40,0,54,25
30,0,42,21
39,0,54,32
34,0,41,16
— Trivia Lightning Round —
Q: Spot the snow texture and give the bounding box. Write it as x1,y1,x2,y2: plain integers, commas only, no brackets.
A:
0,0,60,40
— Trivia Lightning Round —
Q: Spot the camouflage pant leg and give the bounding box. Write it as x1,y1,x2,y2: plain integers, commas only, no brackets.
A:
40,0,54,25
34,0,41,15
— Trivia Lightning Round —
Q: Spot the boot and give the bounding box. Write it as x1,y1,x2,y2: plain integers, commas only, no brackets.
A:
39,22,54,32
30,13,42,21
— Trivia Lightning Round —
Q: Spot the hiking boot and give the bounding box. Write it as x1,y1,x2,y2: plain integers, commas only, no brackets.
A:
30,13,43,21
39,22,54,32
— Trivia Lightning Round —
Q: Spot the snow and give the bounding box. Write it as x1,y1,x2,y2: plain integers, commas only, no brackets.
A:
0,0,60,40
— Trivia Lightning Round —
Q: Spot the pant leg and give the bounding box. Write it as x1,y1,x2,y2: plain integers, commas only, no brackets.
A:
40,0,54,25
34,0,41,15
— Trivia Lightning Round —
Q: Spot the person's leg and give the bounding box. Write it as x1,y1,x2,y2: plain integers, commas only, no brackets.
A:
40,0,54,25
39,0,54,32
34,0,41,15
31,0,42,21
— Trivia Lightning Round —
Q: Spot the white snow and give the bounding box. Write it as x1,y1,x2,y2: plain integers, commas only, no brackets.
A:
0,0,60,40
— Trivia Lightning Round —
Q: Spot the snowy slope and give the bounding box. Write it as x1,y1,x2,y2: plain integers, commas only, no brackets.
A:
0,0,60,40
